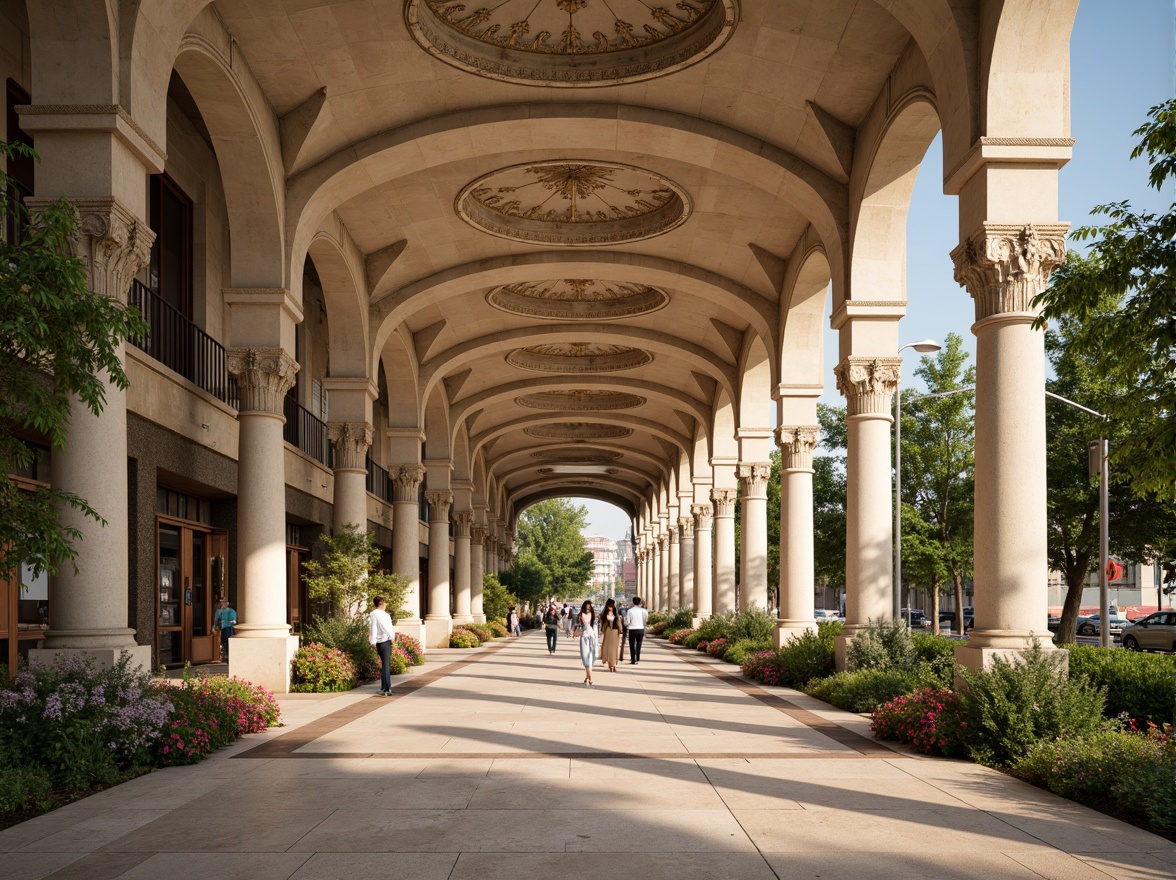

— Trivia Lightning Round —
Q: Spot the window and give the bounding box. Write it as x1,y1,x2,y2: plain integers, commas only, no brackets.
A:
148,174,193,318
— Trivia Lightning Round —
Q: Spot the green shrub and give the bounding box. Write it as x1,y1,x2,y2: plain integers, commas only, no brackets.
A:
487,621,509,638
665,607,695,630
706,638,729,658
1066,645,1175,725
723,638,772,666
453,626,485,645
727,607,776,645
871,688,965,756
806,668,922,713
912,632,957,685
157,675,281,763
1014,724,1176,834
450,630,480,648
0,764,53,813
303,614,380,681
648,621,668,636
647,612,668,627
388,648,411,676
681,630,707,649
817,619,844,640
846,619,917,673
957,641,1106,766
774,627,837,687
465,624,496,642
394,633,426,665
694,612,732,643
668,628,695,645
290,643,356,693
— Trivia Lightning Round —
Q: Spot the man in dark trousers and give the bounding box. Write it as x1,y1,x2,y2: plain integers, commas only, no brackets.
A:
368,596,396,696
624,596,649,665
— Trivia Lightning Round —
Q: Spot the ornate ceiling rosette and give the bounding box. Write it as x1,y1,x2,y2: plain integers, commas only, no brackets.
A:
516,389,646,410
456,161,691,246
487,279,669,320
524,422,634,440
405,0,738,88
506,342,653,373
530,448,624,463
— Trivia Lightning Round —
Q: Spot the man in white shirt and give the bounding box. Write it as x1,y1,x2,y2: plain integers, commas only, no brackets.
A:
368,596,396,696
624,596,649,665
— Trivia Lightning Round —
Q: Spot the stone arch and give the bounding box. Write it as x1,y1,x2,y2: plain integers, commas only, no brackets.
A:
513,488,637,522
779,232,831,388
495,459,655,493
711,388,739,464
422,384,451,464
736,332,774,461
472,454,488,508
25,0,118,105
308,222,369,378
451,424,472,484
490,445,666,487
470,413,690,466
380,326,420,431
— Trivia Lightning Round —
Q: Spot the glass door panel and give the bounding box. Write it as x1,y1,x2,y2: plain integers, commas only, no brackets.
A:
191,532,207,638
158,526,183,665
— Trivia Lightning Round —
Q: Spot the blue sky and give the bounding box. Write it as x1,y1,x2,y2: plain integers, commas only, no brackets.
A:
579,1,1175,541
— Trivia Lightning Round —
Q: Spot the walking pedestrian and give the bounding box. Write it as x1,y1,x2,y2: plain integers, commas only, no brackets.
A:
624,596,649,665
543,603,560,654
575,600,598,687
213,596,236,662
506,605,521,636
561,603,572,639
368,596,396,696
600,598,622,672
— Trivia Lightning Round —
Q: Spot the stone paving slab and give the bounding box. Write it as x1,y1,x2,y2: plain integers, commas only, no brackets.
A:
4,632,1173,880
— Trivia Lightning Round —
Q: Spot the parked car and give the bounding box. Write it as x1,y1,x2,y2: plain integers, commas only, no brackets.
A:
1076,613,1128,638
1119,611,1176,652
938,607,974,630
900,608,926,627
814,610,844,624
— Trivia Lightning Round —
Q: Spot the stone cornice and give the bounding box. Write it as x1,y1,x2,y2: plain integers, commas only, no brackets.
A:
391,465,425,502
223,288,305,326
834,357,901,417
944,137,1075,195
951,223,1069,322
710,488,737,517
16,103,166,171
737,462,772,498
226,348,299,416
775,426,819,470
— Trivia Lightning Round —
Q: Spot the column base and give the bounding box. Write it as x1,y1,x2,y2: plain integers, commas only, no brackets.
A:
472,614,487,624
395,619,427,651
453,614,474,625
229,635,300,694
773,619,816,649
29,644,152,674
954,635,1065,678
425,617,453,648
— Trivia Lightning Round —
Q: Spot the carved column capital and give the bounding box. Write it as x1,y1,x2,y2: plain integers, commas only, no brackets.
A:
470,525,488,546
678,516,694,540
834,357,901,417
691,503,713,530
657,534,668,550
775,426,820,470
327,421,373,471
390,465,425,502
710,488,737,518
424,490,453,520
226,348,299,416
452,510,473,537
737,462,772,498
27,196,155,301
668,524,680,545
951,223,1069,322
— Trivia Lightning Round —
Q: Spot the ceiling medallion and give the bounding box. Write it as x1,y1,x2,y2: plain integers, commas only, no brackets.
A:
506,343,652,373
516,389,646,411
531,448,624,462
524,422,634,440
406,0,737,88
457,160,690,246
488,279,669,320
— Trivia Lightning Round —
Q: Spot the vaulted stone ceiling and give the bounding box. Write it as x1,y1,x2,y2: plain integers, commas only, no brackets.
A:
214,0,917,517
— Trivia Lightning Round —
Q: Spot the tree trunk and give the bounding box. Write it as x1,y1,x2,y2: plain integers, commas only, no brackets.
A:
952,570,965,636
1056,551,1093,645
930,573,942,635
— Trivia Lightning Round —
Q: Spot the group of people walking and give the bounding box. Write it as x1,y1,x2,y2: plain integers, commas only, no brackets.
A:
542,596,650,686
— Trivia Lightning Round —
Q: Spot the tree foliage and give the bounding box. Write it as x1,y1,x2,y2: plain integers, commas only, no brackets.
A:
813,403,848,592
301,524,408,621
1035,99,1176,499
481,572,514,623
508,498,594,600
499,550,550,607
0,141,149,581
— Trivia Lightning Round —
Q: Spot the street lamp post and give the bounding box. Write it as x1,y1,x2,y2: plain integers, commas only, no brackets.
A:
894,339,942,624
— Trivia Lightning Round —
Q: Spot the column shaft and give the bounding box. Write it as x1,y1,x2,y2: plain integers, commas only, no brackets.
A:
667,530,680,612
678,516,694,610
693,505,713,620
775,427,818,646
329,421,373,534
391,466,425,644
425,491,453,648
712,489,737,613
452,511,472,624
738,463,771,610
471,526,487,622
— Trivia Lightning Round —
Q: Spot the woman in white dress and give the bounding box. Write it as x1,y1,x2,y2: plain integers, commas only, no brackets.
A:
575,600,598,687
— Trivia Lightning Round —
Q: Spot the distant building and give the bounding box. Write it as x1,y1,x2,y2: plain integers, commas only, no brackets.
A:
617,533,636,594
583,535,619,596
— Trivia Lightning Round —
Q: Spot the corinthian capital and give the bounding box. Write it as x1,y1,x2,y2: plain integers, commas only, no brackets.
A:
834,357,901,417
26,196,155,301
227,348,299,415
951,223,1069,322
678,516,694,539
424,490,452,519
691,503,713,530
737,463,772,498
390,465,424,502
775,426,819,470
470,525,488,547
452,510,473,537
327,422,373,471
710,488,737,517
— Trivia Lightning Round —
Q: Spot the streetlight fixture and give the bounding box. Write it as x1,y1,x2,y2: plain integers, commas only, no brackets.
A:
894,339,942,623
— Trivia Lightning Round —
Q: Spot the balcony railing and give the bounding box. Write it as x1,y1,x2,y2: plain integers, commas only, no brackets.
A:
283,396,332,468
128,280,239,408
366,456,392,503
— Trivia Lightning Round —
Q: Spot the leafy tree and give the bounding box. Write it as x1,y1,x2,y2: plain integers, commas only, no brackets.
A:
0,141,148,580
481,572,514,624
813,404,848,598
499,550,550,608
512,498,594,597
301,524,408,620
899,333,975,634
1035,99,1176,500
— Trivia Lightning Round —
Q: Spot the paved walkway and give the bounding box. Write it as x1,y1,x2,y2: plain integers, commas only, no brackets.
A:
4,633,1173,880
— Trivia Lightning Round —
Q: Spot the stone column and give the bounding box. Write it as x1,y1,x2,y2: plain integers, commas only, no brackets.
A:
452,510,473,624
692,504,714,622
658,533,670,611
650,540,662,613
667,527,680,612
328,422,373,534
835,357,901,668
711,488,737,613
425,490,453,648
775,427,819,647
226,347,300,689
470,525,487,623
738,463,772,611
30,199,154,672
952,224,1067,670
485,535,497,577
391,465,426,645
678,516,694,611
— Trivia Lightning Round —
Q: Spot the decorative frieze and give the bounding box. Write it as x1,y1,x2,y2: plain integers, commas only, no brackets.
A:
775,426,819,470
737,463,772,498
391,465,425,502
951,223,1069,322
226,348,299,416
327,422,373,471
424,490,453,520
834,357,902,417
710,488,737,518
692,503,713,530
452,510,473,538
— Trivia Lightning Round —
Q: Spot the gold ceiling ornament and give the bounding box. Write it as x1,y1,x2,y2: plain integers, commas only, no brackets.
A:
406,0,737,87
531,448,624,462
506,343,653,373
524,423,635,440
487,279,669,320
516,389,647,410
457,160,691,246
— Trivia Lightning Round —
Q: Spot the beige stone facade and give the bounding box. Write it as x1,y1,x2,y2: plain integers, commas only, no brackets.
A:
0,0,1078,688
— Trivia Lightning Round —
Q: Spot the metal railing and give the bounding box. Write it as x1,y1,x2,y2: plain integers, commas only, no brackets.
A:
366,456,392,503
128,280,239,408
282,395,332,468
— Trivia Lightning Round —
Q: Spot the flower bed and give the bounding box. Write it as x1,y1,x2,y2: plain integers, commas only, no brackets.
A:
668,628,695,645
394,633,426,665
290,643,356,693
706,638,728,658
450,630,480,648
155,673,281,764
871,688,964,756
